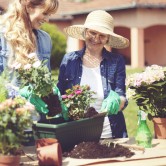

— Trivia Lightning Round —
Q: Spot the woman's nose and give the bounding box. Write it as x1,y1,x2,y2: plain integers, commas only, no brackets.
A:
93,34,100,41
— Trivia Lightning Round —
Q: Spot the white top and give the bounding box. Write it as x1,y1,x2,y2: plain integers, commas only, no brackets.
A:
80,65,112,138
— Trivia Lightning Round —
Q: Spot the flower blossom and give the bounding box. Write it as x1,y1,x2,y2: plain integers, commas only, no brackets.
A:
62,95,68,99
75,90,82,95
24,63,32,70
33,61,41,68
68,94,73,98
27,52,37,59
126,88,136,100
11,62,22,69
16,108,25,115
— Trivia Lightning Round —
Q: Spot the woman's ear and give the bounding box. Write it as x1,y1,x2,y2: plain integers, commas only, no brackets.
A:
106,35,111,44
82,29,87,39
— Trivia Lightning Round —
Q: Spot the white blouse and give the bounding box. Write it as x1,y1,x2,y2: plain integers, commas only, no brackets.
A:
80,65,112,138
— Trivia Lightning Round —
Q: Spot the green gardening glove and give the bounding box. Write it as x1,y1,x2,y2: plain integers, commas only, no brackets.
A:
19,85,49,114
100,90,120,115
53,85,61,97
60,102,69,121
53,85,69,120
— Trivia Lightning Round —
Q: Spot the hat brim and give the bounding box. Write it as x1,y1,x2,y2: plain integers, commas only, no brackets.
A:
64,25,129,49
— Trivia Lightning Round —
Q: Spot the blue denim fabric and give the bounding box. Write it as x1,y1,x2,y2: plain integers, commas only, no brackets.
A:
57,47,128,138
0,29,52,98
33,29,52,70
0,29,52,73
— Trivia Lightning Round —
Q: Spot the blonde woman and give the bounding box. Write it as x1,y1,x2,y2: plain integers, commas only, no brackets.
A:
0,0,59,114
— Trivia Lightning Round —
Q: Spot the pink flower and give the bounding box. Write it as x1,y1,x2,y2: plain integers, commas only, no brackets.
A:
75,90,82,95
62,95,68,99
16,108,25,115
68,94,73,98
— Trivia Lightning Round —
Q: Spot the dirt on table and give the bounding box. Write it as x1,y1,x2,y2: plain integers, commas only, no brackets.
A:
63,141,135,159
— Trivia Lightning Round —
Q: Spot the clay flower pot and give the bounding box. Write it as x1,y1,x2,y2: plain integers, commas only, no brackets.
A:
36,138,62,166
0,155,20,166
153,118,166,139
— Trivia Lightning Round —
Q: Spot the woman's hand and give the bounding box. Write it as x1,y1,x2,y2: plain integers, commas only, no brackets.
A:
53,85,69,120
100,90,120,115
19,85,49,114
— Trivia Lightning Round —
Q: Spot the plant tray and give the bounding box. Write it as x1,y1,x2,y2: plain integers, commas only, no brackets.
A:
32,113,105,152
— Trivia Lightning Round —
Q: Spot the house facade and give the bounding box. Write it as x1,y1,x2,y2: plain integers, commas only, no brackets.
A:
1,0,166,68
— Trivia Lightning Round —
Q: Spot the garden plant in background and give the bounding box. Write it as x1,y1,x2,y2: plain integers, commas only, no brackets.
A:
61,85,96,120
126,65,166,120
0,97,34,155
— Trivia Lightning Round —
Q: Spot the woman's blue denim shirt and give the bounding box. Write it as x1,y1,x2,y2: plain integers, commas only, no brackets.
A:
0,29,52,97
0,29,52,73
57,47,128,138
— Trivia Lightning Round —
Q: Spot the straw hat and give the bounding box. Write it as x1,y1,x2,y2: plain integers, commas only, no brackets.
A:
64,10,129,49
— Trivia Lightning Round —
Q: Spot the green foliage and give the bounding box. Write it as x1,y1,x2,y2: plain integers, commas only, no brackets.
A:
51,67,154,137
0,71,9,102
13,53,55,97
125,67,154,137
126,65,166,119
61,85,96,120
0,97,33,155
41,23,66,69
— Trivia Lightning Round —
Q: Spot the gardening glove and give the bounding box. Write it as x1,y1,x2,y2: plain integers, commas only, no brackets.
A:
52,85,69,121
100,90,120,115
60,102,69,121
19,85,49,114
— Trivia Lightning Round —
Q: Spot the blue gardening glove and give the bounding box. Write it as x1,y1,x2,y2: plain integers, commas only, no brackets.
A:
101,90,120,115
19,85,49,114
53,85,69,121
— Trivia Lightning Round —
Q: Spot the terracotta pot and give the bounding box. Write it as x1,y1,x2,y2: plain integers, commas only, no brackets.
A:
36,138,62,166
0,155,20,166
36,138,58,148
153,118,166,139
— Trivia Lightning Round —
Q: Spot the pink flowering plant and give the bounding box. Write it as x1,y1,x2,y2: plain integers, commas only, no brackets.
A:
11,53,54,97
0,97,34,155
61,85,96,120
126,65,166,119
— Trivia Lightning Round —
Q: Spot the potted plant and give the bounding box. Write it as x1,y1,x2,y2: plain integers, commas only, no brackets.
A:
0,96,34,165
33,85,106,151
126,65,166,138
61,84,96,120
11,53,61,117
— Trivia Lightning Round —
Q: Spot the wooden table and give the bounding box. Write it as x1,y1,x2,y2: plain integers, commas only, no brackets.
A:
21,138,166,166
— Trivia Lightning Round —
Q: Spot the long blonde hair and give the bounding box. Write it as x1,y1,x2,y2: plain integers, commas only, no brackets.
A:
2,0,59,65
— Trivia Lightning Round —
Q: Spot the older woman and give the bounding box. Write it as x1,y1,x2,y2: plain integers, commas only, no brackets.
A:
57,10,129,138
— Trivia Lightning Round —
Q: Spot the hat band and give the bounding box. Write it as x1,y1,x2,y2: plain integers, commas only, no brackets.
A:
84,23,114,33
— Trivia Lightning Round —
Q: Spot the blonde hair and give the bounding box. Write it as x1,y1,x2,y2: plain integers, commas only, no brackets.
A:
2,0,59,65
